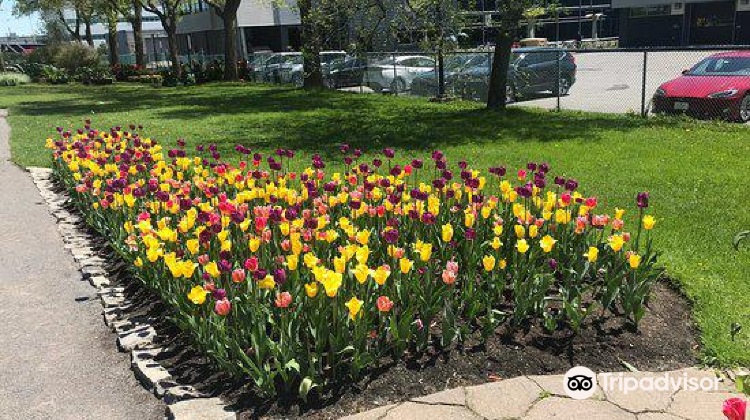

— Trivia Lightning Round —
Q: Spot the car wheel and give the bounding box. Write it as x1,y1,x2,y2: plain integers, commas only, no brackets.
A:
391,78,407,94
557,78,571,96
738,94,750,123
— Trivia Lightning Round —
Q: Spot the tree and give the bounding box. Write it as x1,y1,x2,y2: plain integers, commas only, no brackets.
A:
102,0,121,66
486,0,530,109
141,0,186,76
13,0,95,44
204,0,242,80
107,0,146,67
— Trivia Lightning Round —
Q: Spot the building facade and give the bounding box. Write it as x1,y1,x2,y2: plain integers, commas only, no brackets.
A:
175,0,301,58
612,0,750,46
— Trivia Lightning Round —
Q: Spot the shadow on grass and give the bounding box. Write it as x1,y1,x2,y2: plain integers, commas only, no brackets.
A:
12,83,680,157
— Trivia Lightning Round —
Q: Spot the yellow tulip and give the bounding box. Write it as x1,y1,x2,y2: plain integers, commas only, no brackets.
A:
286,254,299,271
540,235,556,253
498,259,507,269
642,215,656,230
333,256,346,274
464,212,475,227
305,282,318,298
628,254,641,269
490,237,502,250
355,245,370,264
205,261,220,278
186,239,199,255
482,255,496,271
514,225,526,238
249,237,261,253
516,239,530,253
187,285,208,305
372,266,390,286
352,264,370,284
258,275,276,290
419,243,432,262
320,272,342,297
586,246,599,262
399,258,413,274
356,229,371,245
345,297,364,321
442,223,454,242
608,235,625,252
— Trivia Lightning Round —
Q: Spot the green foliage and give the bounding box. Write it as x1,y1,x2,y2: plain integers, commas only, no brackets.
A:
0,72,32,86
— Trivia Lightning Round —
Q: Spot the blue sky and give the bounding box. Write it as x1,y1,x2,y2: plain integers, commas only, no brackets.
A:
0,0,43,36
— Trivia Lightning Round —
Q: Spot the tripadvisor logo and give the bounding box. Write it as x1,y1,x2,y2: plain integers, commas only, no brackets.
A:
563,366,598,400
563,366,721,399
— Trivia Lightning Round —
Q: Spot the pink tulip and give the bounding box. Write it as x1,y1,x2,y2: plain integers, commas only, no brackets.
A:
214,298,231,316
231,269,246,283
275,292,292,308
723,398,747,420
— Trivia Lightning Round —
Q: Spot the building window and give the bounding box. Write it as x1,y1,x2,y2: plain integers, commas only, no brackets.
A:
630,5,671,17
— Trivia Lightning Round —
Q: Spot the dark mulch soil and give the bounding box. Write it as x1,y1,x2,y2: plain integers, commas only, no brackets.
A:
76,205,697,420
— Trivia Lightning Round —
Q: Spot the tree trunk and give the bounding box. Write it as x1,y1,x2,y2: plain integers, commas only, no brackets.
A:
298,0,323,88
132,2,145,67
486,31,514,110
220,0,241,81
107,15,120,66
85,21,94,46
166,20,181,77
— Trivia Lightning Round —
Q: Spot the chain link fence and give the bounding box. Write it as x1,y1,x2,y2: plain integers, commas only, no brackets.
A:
247,46,750,122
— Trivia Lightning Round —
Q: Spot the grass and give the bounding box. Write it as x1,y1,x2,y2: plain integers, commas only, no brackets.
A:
1,83,748,366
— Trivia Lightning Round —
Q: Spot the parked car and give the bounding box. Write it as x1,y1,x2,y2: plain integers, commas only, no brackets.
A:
256,53,302,83
410,53,489,97
364,55,436,93
453,48,577,102
279,51,347,87
325,57,368,88
652,51,750,123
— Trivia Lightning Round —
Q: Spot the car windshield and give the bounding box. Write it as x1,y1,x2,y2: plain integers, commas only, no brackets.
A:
686,56,750,76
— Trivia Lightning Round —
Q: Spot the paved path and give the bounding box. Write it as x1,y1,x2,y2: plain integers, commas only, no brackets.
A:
341,368,744,420
0,110,163,420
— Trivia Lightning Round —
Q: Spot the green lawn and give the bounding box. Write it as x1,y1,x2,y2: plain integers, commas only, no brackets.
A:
1,83,748,366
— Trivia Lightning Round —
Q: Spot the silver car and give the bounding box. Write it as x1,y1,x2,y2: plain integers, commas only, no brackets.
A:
364,55,436,93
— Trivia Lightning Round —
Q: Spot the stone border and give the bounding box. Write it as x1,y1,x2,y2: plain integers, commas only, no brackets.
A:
28,167,236,420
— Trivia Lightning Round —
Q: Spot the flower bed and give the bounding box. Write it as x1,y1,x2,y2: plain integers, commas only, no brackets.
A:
48,123,661,399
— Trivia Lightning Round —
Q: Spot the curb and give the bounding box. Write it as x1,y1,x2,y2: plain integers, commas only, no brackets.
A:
28,167,238,420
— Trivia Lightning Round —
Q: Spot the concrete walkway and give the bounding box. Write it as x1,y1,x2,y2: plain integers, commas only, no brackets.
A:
0,110,163,420
341,368,743,420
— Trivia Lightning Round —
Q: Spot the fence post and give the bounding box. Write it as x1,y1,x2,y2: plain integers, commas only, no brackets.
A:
641,51,648,118
556,51,562,112
392,52,397,96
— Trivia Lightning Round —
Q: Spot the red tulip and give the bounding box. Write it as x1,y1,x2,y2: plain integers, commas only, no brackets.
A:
377,296,394,312
723,398,747,420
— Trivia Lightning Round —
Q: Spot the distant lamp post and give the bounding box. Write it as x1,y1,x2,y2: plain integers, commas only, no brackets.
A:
585,13,604,39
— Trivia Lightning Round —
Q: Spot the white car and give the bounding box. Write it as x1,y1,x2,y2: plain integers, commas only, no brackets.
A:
364,55,436,93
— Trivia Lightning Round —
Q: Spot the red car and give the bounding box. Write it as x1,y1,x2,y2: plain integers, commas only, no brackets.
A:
652,51,750,123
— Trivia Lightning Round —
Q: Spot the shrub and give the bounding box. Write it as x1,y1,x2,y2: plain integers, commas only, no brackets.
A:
0,72,31,86
52,43,102,74
49,129,662,399
78,65,115,85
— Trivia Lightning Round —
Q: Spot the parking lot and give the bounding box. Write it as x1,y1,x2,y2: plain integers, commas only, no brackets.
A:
517,50,733,114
